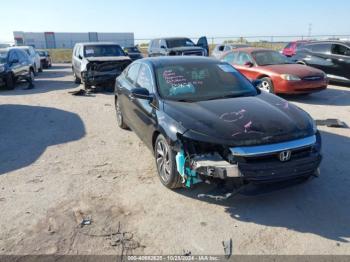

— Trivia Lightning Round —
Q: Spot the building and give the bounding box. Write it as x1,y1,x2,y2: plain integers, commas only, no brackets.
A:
13,31,134,49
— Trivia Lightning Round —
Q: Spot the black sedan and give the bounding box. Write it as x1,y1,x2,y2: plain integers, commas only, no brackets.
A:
114,57,322,189
293,41,350,84
0,47,35,90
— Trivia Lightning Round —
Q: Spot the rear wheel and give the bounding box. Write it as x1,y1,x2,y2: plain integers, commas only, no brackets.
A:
154,134,183,189
5,73,15,90
115,98,128,129
259,77,275,94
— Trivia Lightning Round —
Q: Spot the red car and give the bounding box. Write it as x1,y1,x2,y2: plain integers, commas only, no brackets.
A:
221,48,328,94
282,40,309,57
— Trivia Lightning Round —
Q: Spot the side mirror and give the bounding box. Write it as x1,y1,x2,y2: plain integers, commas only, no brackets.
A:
244,61,254,67
124,51,129,56
78,55,83,60
131,87,151,100
252,79,262,88
160,45,166,49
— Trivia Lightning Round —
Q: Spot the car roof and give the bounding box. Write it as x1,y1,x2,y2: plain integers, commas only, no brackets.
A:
305,40,350,46
76,42,121,46
152,37,191,41
141,56,220,67
231,47,274,53
14,46,33,49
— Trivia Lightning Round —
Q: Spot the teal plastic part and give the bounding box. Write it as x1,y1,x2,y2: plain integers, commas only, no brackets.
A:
176,150,185,178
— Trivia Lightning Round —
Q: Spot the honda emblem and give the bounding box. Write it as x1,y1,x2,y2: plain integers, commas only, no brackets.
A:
279,150,292,162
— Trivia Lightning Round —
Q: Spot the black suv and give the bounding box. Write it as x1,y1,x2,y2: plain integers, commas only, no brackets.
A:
0,48,34,90
293,41,350,84
148,37,209,57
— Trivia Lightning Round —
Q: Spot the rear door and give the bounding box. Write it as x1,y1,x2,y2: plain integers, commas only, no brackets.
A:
330,43,350,81
74,45,83,78
197,36,209,56
117,63,141,128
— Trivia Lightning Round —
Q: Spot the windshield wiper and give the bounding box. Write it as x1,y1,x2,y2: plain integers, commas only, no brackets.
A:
205,93,244,101
176,99,196,103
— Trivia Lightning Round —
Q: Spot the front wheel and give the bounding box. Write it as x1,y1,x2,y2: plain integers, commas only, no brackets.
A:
5,73,15,90
154,134,183,189
73,71,81,84
259,77,275,94
115,98,128,129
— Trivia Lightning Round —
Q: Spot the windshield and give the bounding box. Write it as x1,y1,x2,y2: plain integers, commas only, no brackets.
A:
84,45,125,57
125,47,140,53
156,62,257,102
0,51,8,63
166,38,195,48
252,50,292,66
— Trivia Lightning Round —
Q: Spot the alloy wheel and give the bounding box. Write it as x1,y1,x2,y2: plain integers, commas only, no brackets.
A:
156,140,171,183
260,80,271,92
115,99,123,126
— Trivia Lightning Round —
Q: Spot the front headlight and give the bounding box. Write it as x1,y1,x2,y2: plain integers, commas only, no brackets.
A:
281,74,301,81
0,65,5,73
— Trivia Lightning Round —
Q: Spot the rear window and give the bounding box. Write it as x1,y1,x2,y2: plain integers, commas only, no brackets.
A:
0,51,8,63
84,45,125,57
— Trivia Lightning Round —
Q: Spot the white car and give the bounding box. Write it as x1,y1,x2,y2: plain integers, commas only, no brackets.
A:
16,46,42,74
211,43,250,59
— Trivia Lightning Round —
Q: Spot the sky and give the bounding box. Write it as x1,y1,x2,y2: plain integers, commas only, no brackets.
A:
1,0,350,42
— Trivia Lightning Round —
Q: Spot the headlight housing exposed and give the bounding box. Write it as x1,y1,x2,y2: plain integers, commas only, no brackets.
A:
281,74,301,81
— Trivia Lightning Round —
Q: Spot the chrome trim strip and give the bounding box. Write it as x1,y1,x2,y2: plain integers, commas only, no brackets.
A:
230,135,316,157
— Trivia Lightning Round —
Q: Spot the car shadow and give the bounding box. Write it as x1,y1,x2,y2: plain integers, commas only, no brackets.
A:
282,86,350,106
0,104,86,175
175,130,350,242
0,64,80,95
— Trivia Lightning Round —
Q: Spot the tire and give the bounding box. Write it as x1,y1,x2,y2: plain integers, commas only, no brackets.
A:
73,71,81,84
259,77,275,94
154,134,183,189
33,64,38,76
84,82,91,90
29,68,35,82
5,73,15,90
115,98,128,129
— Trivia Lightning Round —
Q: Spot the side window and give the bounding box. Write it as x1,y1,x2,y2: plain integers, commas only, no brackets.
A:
126,63,141,84
309,44,331,53
331,44,350,56
223,52,236,63
160,40,166,48
224,45,231,52
153,40,159,49
79,46,84,58
136,64,153,92
236,52,253,65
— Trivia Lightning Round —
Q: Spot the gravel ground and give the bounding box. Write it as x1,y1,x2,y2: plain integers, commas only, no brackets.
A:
0,64,350,255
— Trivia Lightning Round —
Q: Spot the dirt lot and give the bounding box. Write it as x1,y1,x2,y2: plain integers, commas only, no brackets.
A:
0,64,350,255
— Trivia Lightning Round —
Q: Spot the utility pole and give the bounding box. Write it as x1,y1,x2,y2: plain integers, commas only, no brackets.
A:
308,23,312,38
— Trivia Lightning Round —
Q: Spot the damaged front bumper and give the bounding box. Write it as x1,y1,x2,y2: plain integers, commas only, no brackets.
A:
177,133,322,186
82,60,131,86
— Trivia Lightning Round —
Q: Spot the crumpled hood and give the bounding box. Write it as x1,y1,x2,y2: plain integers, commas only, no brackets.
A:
262,64,324,78
86,56,131,62
163,92,314,146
